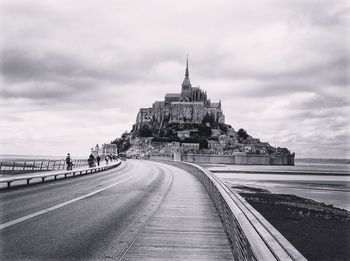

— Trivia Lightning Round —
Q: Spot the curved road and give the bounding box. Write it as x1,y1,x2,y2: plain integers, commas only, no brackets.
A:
0,160,232,260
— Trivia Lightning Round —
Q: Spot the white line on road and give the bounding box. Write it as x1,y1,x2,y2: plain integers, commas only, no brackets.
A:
0,175,134,230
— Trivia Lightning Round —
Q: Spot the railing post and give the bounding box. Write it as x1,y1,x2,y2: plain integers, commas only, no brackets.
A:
40,161,43,171
47,161,50,170
12,162,16,174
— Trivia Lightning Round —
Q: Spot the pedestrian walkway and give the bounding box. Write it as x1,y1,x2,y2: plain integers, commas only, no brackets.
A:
123,163,233,260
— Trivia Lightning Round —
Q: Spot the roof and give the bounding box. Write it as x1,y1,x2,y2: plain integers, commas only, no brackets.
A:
210,102,220,108
165,93,181,98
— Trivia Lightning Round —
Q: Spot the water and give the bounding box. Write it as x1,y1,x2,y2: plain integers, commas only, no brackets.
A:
207,162,350,211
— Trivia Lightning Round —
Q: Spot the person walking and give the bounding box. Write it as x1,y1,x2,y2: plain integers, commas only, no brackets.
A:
88,154,95,167
66,153,73,170
96,155,101,166
105,155,109,165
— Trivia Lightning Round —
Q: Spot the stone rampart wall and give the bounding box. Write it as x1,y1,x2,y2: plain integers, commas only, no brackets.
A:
180,153,295,165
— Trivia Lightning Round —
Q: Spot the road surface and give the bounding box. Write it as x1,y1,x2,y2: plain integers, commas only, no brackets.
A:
0,160,232,260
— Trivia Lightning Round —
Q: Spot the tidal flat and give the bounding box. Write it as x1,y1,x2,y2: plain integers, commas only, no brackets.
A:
234,185,350,261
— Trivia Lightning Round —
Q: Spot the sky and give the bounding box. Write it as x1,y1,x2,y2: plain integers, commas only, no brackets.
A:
0,0,349,158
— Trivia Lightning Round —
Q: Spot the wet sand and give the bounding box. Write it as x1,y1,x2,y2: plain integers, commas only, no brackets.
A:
234,185,350,261
207,163,350,210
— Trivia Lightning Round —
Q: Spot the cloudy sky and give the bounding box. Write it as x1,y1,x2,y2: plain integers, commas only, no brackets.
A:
0,0,349,158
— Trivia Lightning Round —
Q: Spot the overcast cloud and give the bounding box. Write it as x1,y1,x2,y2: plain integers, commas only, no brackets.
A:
0,0,349,158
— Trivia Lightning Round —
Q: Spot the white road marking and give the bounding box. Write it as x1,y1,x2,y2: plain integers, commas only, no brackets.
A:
0,175,134,230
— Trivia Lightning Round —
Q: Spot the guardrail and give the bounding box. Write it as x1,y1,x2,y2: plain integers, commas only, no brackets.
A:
0,159,89,175
0,160,121,188
183,162,307,261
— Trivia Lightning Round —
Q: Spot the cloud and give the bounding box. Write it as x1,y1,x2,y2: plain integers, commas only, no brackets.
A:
0,0,349,158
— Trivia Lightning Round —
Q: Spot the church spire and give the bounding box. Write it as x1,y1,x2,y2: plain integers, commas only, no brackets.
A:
181,55,192,94
185,55,189,77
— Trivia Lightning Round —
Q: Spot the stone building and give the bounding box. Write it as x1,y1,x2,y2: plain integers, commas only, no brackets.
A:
101,143,118,157
91,143,118,157
91,144,101,157
136,108,153,126
136,57,225,129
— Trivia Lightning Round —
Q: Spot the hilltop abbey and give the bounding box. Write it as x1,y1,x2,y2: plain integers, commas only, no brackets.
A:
136,58,225,129
112,57,295,165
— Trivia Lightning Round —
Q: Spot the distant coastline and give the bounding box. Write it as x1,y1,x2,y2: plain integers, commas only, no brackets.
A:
0,154,87,161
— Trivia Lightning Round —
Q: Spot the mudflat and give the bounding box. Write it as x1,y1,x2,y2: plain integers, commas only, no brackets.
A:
234,186,350,261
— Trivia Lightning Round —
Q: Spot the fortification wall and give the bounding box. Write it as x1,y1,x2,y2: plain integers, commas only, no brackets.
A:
180,153,295,165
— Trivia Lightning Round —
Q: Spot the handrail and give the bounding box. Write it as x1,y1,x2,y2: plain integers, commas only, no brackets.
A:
183,162,307,261
0,160,122,188
0,159,89,175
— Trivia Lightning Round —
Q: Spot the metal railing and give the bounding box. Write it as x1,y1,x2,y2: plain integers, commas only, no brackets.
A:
0,159,89,175
1,160,122,188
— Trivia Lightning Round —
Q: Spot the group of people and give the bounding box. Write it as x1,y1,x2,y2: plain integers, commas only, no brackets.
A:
65,153,115,170
88,154,113,167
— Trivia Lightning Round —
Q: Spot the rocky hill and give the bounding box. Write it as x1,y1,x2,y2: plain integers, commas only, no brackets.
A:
111,58,293,158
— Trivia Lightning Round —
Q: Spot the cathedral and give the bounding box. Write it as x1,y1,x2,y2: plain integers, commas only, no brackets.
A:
136,58,225,129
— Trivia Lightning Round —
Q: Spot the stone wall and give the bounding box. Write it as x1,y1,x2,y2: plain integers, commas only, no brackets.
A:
180,153,295,165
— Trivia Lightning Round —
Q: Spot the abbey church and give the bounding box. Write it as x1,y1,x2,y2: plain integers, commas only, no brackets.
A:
136,58,225,129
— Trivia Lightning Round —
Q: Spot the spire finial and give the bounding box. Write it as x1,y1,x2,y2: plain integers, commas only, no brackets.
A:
185,55,189,77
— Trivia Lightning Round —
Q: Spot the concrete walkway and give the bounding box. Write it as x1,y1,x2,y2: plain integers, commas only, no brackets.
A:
123,162,233,260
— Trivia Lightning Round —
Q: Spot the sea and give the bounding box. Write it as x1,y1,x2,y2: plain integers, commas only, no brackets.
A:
0,154,87,162
207,158,350,210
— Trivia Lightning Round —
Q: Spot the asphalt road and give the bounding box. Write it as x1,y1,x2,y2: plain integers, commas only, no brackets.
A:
0,160,174,260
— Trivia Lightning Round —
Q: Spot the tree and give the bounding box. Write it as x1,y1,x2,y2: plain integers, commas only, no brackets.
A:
199,138,208,150
202,113,215,125
138,125,153,137
219,123,228,133
111,136,130,152
111,138,120,146
198,125,212,137
237,128,249,140
121,131,129,139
